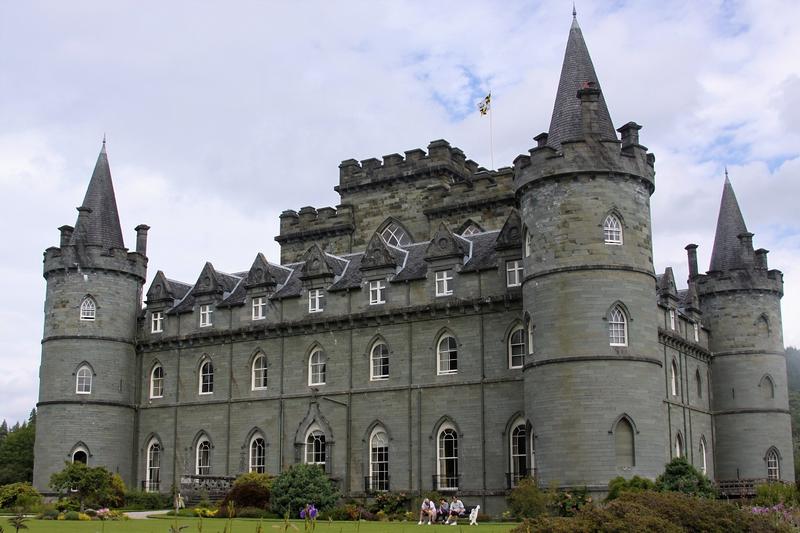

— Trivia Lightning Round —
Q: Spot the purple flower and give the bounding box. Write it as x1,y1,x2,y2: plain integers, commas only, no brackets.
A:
300,508,306,519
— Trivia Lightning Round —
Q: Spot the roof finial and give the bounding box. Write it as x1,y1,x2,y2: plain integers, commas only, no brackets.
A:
724,165,729,181
573,2,577,18
101,133,107,154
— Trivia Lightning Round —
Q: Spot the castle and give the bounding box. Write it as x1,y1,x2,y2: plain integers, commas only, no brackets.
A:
33,13,793,513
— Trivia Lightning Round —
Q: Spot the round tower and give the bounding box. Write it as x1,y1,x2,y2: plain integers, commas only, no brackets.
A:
33,142,148,491
694,176,794,482
514,14,666,491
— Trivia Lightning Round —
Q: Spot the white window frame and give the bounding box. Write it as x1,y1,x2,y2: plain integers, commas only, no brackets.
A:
370,341,389,381
252,297,267,320
249,435,266,474
80,297,96,321
308,289,324,313
381,222,409,247
151,311,164,333
435,270,453,297
603,214,623,245
437,425,458,491
608,306,628,346
369,428,389,491
508,326,525,369
199,359,214,395
524,228,531,257
674,433,684,458
671,360,679,396
699,438,707,475
72,446,89,464
199,304,213,327
767,449,780,481
527,321,534,355
369,280,386,305
76,365,92,394
308,348,326,386
693,323,700,342
146,440,161,492
510,423,528,486
669,309,676,330
461,224,481,237
305,426,326,466
506,260,523,288
196,438,211,475
150,364,164,399
437,335,458,375
251,353,268,390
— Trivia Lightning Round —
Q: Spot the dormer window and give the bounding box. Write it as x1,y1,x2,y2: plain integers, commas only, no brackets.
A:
252,297,267,320
506,260,523,287
381,222,410,247
603,214,623,245
309,289,325,313
369,280,386,305
199,305,213,327
435,270,453,297
80,297,96,321
151,311,164,333
461,224,482,237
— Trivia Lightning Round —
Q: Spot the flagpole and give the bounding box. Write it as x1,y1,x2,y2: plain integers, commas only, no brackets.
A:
489,97,494,170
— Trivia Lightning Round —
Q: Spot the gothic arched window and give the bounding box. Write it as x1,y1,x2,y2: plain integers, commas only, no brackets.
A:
603,214,623,245
309,348,326,386
608,305,628,346
369,428,389,491
767,448,780,480
76,365,92,394
615,417,635,468
146,440,161,492
150,364,164,399
370,341,389,381
508,326,525,369
380,222,410,247
305,427,326,467
510,422,528,486
196,437,211,475
199,359,214,395
252,353,268,390
249,435,266,473
80,296,96,321
437,335,458,375
437,425,458,490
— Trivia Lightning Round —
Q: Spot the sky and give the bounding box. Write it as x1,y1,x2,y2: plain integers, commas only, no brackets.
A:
0,0,799,426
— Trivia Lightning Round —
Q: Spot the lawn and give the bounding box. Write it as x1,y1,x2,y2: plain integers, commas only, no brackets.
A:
6,517,519,533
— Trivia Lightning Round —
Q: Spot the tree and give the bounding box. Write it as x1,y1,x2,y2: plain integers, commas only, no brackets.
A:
49,462,118,511
270,464,338,516
0,421,8,442
0,420,35,484
655,457,716,498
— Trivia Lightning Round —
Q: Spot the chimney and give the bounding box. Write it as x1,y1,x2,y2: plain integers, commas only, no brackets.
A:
617,122,642,151
59,225,74,247
755,248,769,270
534,133,549,148
738,232,755,267
135,224,150,255
577,82,602,138
685,244,699,279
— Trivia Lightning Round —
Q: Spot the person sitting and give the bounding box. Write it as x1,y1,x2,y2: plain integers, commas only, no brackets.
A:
437,499,450,523
445,496,465,525
417,498,436,525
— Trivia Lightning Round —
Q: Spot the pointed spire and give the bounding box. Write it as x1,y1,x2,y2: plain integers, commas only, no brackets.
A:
70,141,125,249
709,173,749,271
546,12,617,149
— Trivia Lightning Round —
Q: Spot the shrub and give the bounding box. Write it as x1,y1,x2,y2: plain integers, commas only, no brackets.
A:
221,472,272,510
506,477,550,519
755,482,800,507
368,491,411,515
551,486,592,517
38,505,59,520
606,475,657,501
270,464,339,516
123,489,172,510
63,511,81,521
193,507,217,518
235,506,275,519
655,457,716,498
0,482,42,510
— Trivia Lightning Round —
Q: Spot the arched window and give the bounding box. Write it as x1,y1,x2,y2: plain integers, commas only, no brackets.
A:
767,448,780,480
671,360,679,397
615,417,635,468
150,364,164,399
674,432,684,458
760,375,775,400
305,427,326,467
508,326,525,369
510,423,528,486
249,436,266,474
527,320,534,355
461,224,482,237
524,227,532,257
437,335,458,375
603,214,623,245
76,365,92,394
699,438,708,475
369,428,389,491
695,369,702,400
437,425,459,490
308,348,326,386
146,440,161,492
72,447,88,464
80,296,96,321
370,342,389,381
196,438,211,475
199,359,214,395
380,222,410,247
608,305,628,346
252,353,268,390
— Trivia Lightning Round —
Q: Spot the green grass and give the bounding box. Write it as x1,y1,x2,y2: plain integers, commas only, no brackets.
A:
6,518,519,533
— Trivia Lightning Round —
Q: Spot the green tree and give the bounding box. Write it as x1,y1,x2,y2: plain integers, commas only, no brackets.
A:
0,421,8,442
49,462,118,511
0,419,35,484
655,457,716,498
505,477,549,519
270,464,338,516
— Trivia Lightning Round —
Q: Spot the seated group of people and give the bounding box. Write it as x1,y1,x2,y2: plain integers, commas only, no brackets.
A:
417,496,466,525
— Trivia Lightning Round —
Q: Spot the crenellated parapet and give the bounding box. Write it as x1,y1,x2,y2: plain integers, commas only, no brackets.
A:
275,204,355,264
423,167,515,218
43,242,147,281
695,267,783,299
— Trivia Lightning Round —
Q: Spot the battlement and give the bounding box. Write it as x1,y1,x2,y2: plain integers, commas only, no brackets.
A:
277,204,355,241
695,267,784,298
336,139,483,193
43,244,147,281
424,166,515,216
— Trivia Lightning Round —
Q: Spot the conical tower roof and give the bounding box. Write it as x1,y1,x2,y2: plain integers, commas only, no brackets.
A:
709,174,749,271
546,11,617,149
70,141,125,249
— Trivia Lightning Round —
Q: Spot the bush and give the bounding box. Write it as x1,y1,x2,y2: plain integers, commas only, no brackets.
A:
606,475,657,501
221,472,272,510
0,482,42,510
755,482,800,507
655,457,716,498
551,486,592,517
235,506,275,519
123,489,172,510
38,504,60,520
270,464,339,516
506,477,550,519
63,511,81,520
368,491,411,515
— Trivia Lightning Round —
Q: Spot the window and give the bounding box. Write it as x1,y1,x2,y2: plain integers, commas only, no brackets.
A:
72,448,88,464
608,306,628,346
370,342,389,380
370,428,389,491
308,289,325,313
674,433,684,458
381,222,409,247
506,260,523,287
146,441,161,492
151,311,164,333
669,309,676,330
435,270,453,296
767,449,780,481
695,369,702,399
508,326,525,369
699,438,707,475
305,428,326,466
760,375,775,400
603,214,623,244
199,304,213,327
196,438,211,475
615,417,635,468
524,227,531,257
252,353,268,390
369,280,386,305
150,364,164,399
461,224,481,237
437,335,458,375
199,359,214,395
437,426,459,490
670,360,679,397
510,424,528,486
252,297,266,320
249,436,266,474
527,321,534,355
309,349,326,386
693,323,700,342
80,297,96,321
76,365,92,394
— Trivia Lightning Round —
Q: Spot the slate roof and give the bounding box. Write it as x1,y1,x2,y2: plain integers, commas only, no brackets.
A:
709,176,749,272
546,13,617,149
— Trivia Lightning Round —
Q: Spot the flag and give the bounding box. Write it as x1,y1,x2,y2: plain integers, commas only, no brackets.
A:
478,92,491,115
